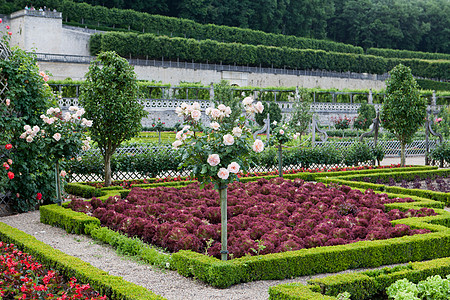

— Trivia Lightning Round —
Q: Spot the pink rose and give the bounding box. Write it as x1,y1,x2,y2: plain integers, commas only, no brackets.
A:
53,133,61,141
227,162,240,173
3,162,9,170
26,136,33,143
7,159,12,165
207,154,220,166
223,134,235,145
5,99,10,106
279,129,284,135
254,101,264,113
252,139,264,153
218,104,226,111
191,109,201,121
60,170,67,178
217,168,229,180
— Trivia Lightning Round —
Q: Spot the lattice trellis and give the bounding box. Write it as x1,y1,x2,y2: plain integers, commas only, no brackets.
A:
0,39,13,216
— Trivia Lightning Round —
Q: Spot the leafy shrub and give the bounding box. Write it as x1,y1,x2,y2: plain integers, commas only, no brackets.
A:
354,103,376,130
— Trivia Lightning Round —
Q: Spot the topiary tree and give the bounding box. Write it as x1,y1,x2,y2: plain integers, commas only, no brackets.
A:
79,51,148,186
381,64,427,166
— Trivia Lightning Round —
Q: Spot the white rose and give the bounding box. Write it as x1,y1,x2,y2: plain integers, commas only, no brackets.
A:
26,136,33,143
217,168,229,180
24,125,31,131
192,102,201,110
207,154,220,166
172,140,183,149
210,122,220,130
242,96,253,106
223,134,235,146
232,127,242,137
191,109,201,121
254,101,264,114
252,139,264,153
64,112,71,121
218,104,226,111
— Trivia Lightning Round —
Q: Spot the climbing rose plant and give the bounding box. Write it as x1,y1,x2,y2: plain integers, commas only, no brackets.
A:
173,97,264,186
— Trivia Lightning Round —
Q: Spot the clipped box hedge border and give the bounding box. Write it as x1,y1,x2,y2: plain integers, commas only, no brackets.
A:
317,168,450,205
0,221,165,300
46,179,450,289
270,254,450,299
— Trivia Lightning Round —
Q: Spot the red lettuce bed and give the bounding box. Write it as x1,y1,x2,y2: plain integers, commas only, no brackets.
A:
69,178,435,259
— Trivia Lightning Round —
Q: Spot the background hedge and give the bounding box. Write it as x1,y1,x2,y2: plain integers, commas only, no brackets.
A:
366,48,450,61
35,0,364,55
91,32,450,80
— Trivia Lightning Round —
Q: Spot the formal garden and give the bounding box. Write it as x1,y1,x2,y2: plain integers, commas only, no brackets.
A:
2,23,450,300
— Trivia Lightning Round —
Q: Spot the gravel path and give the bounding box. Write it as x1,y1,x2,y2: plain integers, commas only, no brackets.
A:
0,210,319,300
0,210,409,300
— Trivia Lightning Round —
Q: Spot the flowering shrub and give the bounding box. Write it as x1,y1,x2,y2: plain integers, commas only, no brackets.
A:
20,106,92,160
332,116,352,130
0,241,107,300
173,97,264,185
70,179,434,259
0,35,58,211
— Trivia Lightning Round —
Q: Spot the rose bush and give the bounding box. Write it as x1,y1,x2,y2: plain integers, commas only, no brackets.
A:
0,33,58,211
173,97,264,186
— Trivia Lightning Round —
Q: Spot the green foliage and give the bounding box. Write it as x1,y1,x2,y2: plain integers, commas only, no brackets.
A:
429,141,450,162
381,64,427,166
367,48,450,61
79,51,148,186
92,31,450,80
212,80,241,123
289,88,313,136
342,142,376,166
417,79,450,92
256,101,282,127
354,103,376,130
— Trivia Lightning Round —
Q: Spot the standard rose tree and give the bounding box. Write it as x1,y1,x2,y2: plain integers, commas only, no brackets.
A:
270,121,300,177
174,97,264,260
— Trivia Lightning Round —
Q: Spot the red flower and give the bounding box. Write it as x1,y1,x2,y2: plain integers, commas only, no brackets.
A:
3,162,9,170
36,193,42,200
7,171,14,179
5,144,12,150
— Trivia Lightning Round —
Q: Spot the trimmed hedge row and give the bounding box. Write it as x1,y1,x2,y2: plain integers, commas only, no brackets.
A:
47,167,450,289
91,32,450,80
317,169,450,205
44,0,363,54
367,47,450,61
416,79,450,92
65,166,435,199
270,257,450,299
0,221,166,300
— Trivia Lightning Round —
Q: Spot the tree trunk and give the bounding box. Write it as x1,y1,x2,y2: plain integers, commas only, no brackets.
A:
218,183,228,261
278,144,283,178
401,142,406,167
104,153,112,187
55,160,62,205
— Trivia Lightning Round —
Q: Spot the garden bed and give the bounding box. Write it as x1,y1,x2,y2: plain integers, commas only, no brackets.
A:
68,178,436,259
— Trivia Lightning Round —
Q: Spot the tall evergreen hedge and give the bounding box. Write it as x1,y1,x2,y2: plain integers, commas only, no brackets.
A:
28,0,363,54
367,48,450,61
91,32,450,80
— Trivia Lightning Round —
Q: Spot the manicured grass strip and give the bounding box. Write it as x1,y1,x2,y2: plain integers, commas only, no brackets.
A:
0,222,166,300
